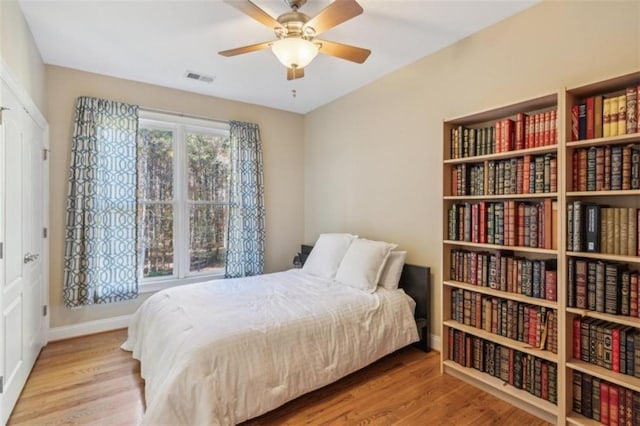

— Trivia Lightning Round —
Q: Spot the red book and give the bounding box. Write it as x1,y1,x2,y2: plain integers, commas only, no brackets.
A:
543,111,551,145
586,96,595,139
571,104,579,141
610,384,619,426
601,381,610,426
517,203,525,246
515,113,525,150
613,327,620,373
572,150,579,191
525,115,532,148
534,114,541,147
528,308,538,346
573,316,581,359
471,203,478,243
545,270,557,301
504,119,514,151
508,349,514,385
619,387,626,426
495,120,502,153
551,109,557,145
638,209,640,256
626,388,633,426
479,202,486,244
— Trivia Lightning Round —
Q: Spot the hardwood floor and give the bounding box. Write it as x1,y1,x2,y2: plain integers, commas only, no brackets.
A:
9,329,549,425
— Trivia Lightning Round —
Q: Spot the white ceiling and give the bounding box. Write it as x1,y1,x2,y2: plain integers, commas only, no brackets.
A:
19,0,538,114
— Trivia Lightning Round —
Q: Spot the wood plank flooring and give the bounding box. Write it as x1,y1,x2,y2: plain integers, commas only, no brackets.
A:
9,329,549,425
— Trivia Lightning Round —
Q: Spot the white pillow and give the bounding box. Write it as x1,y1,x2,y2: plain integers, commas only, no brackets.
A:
302,233,357,279
378,251,407,290
335,238,397,293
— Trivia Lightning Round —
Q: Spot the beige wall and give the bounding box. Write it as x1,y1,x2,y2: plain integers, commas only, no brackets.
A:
303,1,640,343
0,0,45,111
47,66,304,328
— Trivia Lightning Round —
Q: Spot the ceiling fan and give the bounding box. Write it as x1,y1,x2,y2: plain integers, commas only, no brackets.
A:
219,0,371,80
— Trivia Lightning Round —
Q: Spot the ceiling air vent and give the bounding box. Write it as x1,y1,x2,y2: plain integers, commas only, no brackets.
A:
185,71,215,83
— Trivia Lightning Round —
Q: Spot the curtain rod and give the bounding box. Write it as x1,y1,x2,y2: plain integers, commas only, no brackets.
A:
139,106,229,125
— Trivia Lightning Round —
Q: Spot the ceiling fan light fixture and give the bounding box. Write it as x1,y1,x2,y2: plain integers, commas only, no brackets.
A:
271,37,319,69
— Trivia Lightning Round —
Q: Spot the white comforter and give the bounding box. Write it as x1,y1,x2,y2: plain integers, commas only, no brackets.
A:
122,269,418,425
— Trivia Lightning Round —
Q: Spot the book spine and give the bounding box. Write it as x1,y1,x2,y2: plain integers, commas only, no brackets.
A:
618,94,627,136
604,97,611,138
627,87,639,134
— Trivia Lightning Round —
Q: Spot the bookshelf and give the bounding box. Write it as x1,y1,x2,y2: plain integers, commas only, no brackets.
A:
441,70,640,425
441,93,562,424
563,71,640,425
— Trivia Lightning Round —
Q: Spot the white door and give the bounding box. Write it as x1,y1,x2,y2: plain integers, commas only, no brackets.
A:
1,79,46,424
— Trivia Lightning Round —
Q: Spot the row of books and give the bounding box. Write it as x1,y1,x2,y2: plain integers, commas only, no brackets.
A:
567,201,639,256
447,329,557,404
573,316,640,377
450,289,558,353
573,371,639,425
450,154,557,196
449,249,557,301
448,110,558,159
450,125,495,159
571,144,640,192
567,258,640,317
571,86,640,141
447,199,557,249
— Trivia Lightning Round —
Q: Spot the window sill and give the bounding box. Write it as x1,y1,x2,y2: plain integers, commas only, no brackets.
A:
139,273,226,294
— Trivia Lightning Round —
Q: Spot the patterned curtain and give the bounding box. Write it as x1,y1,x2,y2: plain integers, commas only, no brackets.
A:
63,97,139,307
225,121,266,278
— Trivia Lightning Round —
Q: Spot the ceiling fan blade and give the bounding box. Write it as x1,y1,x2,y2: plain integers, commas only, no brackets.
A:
303,0,363,36
218,41,272,57
315,39,370,64
287,67,305,80
224,0,282,30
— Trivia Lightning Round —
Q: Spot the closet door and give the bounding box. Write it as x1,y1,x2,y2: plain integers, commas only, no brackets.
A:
1,79,46,424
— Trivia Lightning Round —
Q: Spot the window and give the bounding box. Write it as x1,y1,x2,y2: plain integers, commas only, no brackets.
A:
137,111,230,288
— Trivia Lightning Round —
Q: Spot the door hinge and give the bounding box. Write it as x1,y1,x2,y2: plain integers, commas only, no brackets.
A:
43,149,49,161
0,376,3,394
0,242,3,259
43,305,48,316
43,227,48,238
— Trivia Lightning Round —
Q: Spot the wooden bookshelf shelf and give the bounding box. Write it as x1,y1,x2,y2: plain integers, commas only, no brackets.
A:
566,251,640,264
444,145,557,165
443,280,558,309
567,359,640,393
566,307,640,329
443,360,558,422
444,192,557,201
442,240,557,255
566,189,640,197
443,319,557,363
566,412,603,426
566,132,640,149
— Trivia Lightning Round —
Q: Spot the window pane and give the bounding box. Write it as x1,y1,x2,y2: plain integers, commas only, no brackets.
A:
189,204,228,273
187,132,230,201
138,128,173,201
139,203,174,278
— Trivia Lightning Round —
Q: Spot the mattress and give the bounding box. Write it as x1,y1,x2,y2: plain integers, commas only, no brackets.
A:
121,269,419,425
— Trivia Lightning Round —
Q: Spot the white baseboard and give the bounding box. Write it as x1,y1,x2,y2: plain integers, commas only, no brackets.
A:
48,314,132,342
430,333,441,351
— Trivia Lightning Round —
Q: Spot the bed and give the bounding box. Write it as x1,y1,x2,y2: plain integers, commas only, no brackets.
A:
122,238,430,425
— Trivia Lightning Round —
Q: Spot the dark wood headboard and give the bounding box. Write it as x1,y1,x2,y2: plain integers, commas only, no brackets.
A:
299,245,431,352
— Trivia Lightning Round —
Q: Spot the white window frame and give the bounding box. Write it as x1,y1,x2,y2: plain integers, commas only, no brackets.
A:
137,110,230,293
